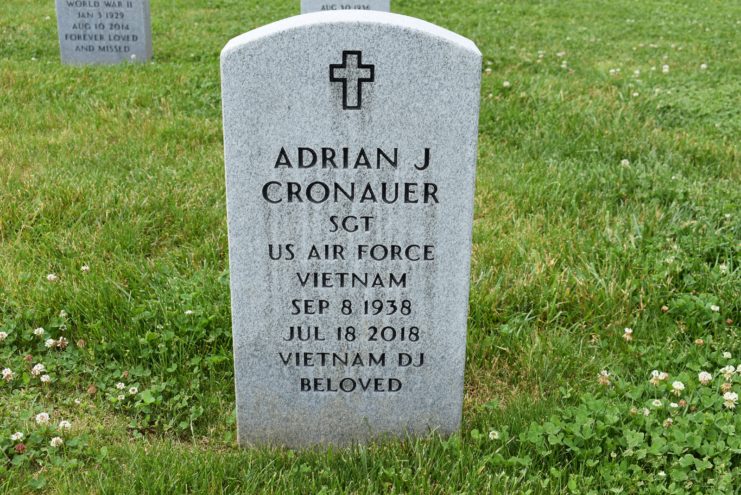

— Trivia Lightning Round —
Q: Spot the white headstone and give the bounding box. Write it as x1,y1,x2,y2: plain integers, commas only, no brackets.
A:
55,0,152,65
301,0,390,14
221,11,481,448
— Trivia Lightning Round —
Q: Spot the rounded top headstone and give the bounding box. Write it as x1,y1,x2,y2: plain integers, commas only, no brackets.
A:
222,11,480,61
221,10,482,448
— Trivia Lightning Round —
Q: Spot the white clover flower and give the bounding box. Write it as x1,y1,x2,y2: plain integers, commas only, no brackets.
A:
502,80,511,88
556,51,566,57
663,418,673,428
710,305,720,313
652,399,663,408
59,310,68,318
46,273,58,282
128,387,138,395
721,366,736,380
2,368,14,382
609,68,617,76
10,432,24,441
700,63,708,70
40,374,51,383
0,332,7,342
115,382,126,390
45,338,56,348
620,159,630,167
699,371,713,385
632,92,639,97
669,402,679,409
671,381,685,396
642,408,650,417
58,420,72,430
31,363,45,376
650,370,669,386
658,471,666,478
50,437,64,448
488,430,500,440
484,68,492,75
650,371,660,385
723,352,732,359
184,310,195,316
74,399,82,405
724,392,738,409
662,64,669,74
117,394,125,401
33,327,45,336
80,265,90,273
623,327,634,341
35,412,50,425
719,264,729,274
598,370,611,386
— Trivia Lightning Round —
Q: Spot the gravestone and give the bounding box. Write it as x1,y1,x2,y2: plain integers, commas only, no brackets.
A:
221,11,481,448
301,0,390,14
55,0,152,65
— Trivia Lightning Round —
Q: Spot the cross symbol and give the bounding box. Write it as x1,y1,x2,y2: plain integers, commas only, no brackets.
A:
329,51,375,110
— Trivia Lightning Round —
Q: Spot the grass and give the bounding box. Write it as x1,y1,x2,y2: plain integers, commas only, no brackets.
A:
0,0,739,493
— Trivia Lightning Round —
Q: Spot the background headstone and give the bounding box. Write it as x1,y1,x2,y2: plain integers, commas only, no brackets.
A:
55,0,152,65
221,11,481,448
301,0,390,14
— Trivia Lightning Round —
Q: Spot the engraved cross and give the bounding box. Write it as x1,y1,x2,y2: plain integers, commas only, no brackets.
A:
329,51,375,110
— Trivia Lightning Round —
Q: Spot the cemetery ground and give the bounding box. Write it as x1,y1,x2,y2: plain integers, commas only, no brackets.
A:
0,0,739,493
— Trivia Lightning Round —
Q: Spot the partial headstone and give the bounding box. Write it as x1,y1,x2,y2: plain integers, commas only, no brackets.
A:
301,0,390,14
221,11,481,448
55,0,152,65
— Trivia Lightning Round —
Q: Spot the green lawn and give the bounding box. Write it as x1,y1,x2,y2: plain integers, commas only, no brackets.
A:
1,0,739,493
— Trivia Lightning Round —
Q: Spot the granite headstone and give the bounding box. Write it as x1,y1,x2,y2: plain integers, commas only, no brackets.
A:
221,11,481,448
301,0,390,14
55,0,152,65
